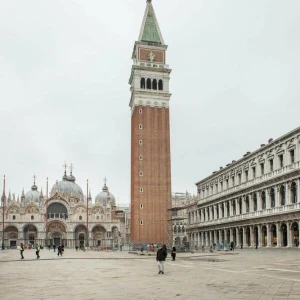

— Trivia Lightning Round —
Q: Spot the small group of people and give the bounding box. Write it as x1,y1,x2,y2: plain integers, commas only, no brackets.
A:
19,243,41,259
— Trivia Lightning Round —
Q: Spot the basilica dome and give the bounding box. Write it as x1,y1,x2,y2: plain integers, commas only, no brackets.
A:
95,182,116,206
25,184,40,203
50,172,84,201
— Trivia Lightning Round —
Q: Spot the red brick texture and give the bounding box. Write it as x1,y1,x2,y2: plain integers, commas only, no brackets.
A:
130,106,172,244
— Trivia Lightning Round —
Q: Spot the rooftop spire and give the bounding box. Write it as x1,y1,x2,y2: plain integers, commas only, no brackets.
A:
138,0,164,44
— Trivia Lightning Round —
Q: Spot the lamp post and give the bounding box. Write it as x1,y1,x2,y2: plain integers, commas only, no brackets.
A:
2,175,6,250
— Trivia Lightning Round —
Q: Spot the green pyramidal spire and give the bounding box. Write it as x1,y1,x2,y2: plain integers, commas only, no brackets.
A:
139,0,164,44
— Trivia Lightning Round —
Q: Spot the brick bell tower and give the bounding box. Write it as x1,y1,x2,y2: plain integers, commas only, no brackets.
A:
129,0,172,245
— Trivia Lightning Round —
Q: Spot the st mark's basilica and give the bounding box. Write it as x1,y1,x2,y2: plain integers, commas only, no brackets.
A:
0,166,129,249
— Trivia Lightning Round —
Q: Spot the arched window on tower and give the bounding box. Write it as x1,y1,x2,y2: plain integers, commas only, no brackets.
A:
153,79,157,90
140,78,145,89
158,79,163,90
146,78,151,89
291,181,297,203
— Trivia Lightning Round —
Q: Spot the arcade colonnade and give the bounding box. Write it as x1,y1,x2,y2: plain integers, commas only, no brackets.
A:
189,220,300,248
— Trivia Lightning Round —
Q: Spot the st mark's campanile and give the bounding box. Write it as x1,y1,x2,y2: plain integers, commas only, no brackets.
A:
129,0,172,244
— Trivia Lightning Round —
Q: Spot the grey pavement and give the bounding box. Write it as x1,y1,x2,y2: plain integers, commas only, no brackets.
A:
0,248,300,300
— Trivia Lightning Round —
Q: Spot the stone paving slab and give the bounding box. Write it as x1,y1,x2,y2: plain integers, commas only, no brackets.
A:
0,248,300,300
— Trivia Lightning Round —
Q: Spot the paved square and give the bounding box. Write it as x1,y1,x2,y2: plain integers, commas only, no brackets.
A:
1,248,300,300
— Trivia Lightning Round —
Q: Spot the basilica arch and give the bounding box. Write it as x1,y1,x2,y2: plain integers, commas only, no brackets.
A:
4,225,18,248
91,225,107,248
46,220,67,247
48,202,68,220
23,224,38,246
74,224,88,247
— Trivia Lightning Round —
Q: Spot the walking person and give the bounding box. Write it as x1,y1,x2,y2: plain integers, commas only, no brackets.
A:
57,245,63,257
35,244,40,259
156,244,168,274
75,245,78,251
230,241,235,251
171,246,176,261
20,243,24,259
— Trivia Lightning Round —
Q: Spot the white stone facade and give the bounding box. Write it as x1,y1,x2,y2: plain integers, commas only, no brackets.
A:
0,172,128,249
187,126,300,248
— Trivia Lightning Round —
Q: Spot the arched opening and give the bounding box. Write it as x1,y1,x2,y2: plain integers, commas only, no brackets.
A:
140,77,145,89
75,225,88,247
174,237,181,246
262,225,267,247
152,79,157,90
146,78,151,89
226,229,230,244
245,196,250,213
226,202,230,217
271,224,277,246
239,198,242,214
158,79,163,90
246,227,250,247
270,188,275,208
261,191,266,209
48,202,68,220
23,224,38,247
280,186,286,206
232,201,236,215
291,222,299,247
47,221,66,247
253,194,257,211
281,223,288,247
232,228,236,245
254,226,258,247
291,182,297,204
92,225,107,248
4,226,18,248
239,228,243,246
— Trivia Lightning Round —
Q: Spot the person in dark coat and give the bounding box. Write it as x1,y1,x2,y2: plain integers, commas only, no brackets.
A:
171,246,176,261
156,244,168,274
57,245,63,257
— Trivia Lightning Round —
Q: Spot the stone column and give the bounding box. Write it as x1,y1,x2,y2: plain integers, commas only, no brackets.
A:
214,206,217,220
249,195,254,212
200,232,204,246
286,182,290,205
257,191,262,211
214,230,217,244
257,224,262,247
297,179,300,203
242,227,246,247
229,228,233,243
298,221,300,248
209,231,212,246
224,203,228,218
242,197,246,214
236,228,240,247
267,224,272,247
286,221,292,247
276,186,280,207
218,230,222,244
276,223,282,247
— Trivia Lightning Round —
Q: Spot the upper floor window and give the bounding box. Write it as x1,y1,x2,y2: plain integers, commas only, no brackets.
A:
245,170,248,181
139,109,142,114
252,167,256,179
153,79,157,90
140,78,145,89
280,185,286,206
269,159,274,172
226,179,229,189
290,149,295,164
238,174,241,184
31,215,34,220
279,154,284,168
146,78,151,89
220,181,223,191
12,215,16,220
245,197,250,213
291,181,297,203
262,191,266,209
260,163,264,175
270,188,275,208
231,176,235,187
139,124,143,129
158,79,163,90
253,194,257,211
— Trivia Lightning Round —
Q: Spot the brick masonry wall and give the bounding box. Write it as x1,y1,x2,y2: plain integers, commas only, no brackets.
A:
131,105,172,244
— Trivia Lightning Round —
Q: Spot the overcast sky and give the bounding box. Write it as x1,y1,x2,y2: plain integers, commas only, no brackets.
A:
0,0,300,204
